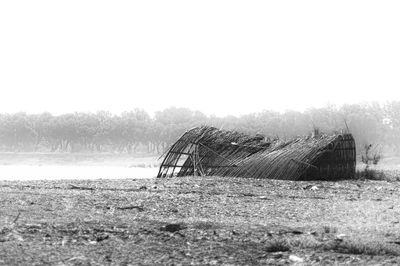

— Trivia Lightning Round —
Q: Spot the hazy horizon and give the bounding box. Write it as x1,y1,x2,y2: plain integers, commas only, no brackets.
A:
0,101,395,118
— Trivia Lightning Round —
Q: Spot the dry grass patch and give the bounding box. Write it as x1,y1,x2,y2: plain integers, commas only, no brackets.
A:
264,239,291,252
324,240,400,256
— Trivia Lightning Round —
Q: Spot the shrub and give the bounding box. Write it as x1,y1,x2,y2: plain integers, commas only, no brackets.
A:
264,239,291,252
358,144,384,180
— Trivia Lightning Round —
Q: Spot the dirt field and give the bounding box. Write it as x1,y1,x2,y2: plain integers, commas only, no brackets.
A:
1,176,400,265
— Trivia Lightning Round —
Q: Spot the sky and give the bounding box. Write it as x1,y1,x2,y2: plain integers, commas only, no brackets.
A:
0,1,399,117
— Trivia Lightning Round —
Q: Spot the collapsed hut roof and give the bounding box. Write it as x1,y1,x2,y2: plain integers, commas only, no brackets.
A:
158,126,356,180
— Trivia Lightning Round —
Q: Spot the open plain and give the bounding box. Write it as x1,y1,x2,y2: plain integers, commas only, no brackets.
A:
1,175,400,265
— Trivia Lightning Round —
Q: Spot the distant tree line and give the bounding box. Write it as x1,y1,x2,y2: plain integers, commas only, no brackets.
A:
1,102,400,155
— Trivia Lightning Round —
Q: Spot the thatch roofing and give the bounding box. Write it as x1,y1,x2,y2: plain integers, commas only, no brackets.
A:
158,126,356,180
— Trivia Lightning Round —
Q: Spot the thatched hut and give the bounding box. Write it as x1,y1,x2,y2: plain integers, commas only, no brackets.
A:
157,126,356,180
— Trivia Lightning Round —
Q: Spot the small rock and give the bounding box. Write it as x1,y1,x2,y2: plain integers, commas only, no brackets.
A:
161,223,186,233
303,185,318,190
271,252,284,259
335,234,346,240
289,255,304,263
96,234,109,242
291,230,303,235
258,196,270,200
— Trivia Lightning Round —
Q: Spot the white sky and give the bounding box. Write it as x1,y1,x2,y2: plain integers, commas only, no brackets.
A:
0,1,399,117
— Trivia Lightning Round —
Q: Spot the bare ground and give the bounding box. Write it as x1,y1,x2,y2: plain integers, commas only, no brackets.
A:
1,176,400,265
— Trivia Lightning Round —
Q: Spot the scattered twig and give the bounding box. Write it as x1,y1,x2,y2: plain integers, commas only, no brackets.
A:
68,185,95,191
116,205,144,211
242,192,257,197
66,185,160,193
288,195,326,200
275,194,327,200
12,212,21,225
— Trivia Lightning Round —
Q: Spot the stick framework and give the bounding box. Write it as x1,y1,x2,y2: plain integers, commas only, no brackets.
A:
158,126,356,180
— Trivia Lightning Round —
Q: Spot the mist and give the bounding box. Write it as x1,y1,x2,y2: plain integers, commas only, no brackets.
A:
1,1,400,179
1,1,400,117
1,102,400,155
